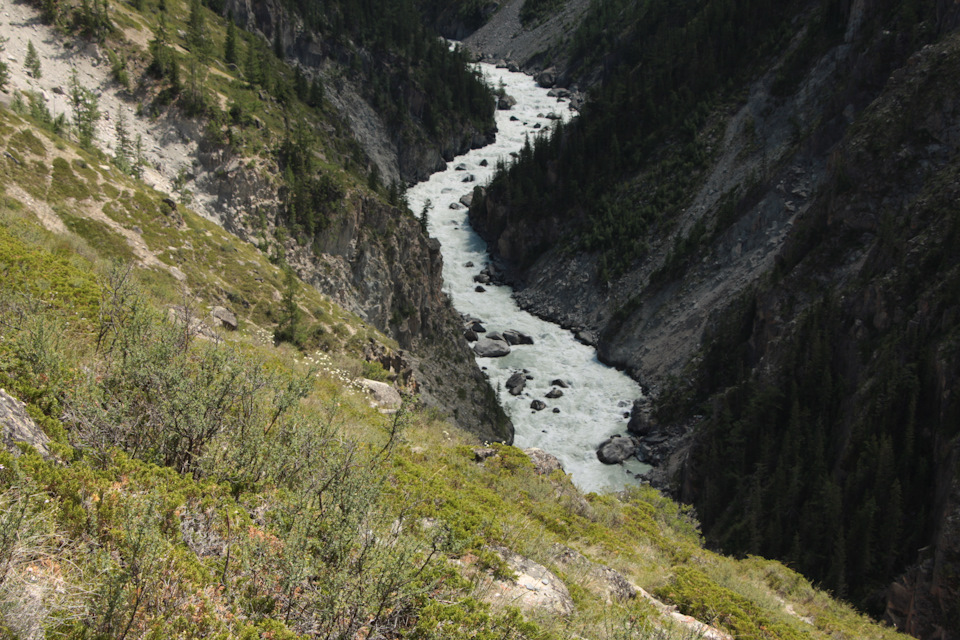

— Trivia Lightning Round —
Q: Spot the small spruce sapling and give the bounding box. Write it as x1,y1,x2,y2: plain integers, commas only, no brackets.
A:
0,37,10,90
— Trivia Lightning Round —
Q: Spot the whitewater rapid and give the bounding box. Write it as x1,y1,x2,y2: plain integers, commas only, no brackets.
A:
405,62,648,493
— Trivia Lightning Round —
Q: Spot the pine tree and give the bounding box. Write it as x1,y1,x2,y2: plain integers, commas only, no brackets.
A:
418,198,432,233
25,41,41,79
274,266,302,346
113,107,131,173
0,37,9,91
308,76,324,107
69,69,100,148
224,13,238,65
132,134,145,180
186,0,211,62
243,39,261,86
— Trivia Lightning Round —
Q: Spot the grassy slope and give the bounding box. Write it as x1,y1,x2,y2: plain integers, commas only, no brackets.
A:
0,97,905,639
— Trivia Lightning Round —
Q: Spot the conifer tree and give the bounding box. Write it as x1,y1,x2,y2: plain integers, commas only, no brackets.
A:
25,40,41,79
113,107,131,173
69,69,100,148
186,0,211,62
224,13,238,65
0,37,10,90
308,76,324,107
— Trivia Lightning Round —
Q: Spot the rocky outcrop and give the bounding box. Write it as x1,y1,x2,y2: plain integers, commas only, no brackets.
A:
463,0,592,83
524,448,564,475
358,379,403,413
476,546,575,616
1,389,52,459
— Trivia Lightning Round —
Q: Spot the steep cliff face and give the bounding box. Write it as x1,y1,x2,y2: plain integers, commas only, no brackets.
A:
201,150,512,443
223,0,497,185
676,35,960,628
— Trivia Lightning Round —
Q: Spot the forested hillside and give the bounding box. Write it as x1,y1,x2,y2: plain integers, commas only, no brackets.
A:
469,0,960,636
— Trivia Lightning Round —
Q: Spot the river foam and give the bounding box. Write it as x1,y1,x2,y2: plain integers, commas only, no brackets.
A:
405,62,649,493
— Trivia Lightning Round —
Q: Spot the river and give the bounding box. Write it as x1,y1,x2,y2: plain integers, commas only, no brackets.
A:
405,62,648,493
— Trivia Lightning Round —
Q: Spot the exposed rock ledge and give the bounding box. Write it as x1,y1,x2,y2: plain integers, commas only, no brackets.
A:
1,389,52,459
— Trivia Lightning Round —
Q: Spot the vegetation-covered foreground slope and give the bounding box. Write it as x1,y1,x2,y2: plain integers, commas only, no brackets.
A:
0,102,905,639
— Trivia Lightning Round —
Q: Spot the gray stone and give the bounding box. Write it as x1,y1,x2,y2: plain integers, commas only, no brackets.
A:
536,67,557,88
474,338,511,358
464,329,479,342
626,399,659,436
497,94,517,110
596,435,639,464
524,448,564,475
358,379,402,413
503,329,534,345
545,388,564,399
530,400,546,411
1,389,52,459
459,193,474,208
506,372,527,396
210,305,238,330
473,447,498,462
551,379,569,388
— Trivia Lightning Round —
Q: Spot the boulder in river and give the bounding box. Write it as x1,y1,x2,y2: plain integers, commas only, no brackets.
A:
474,338,511,358
503,329,534,345
551,379,569,388
506,372,527,396
536,67,557,88
486,331,505,342
626,399,659,437
497,94,517,110
596,435,639,465
530,400,546,411
460,193,474,208
464,329,479,342
462,174,476,183
475,286,486,293
546,388,564,399
469,321,486,333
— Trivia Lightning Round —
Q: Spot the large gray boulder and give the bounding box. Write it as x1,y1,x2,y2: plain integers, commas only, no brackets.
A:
474,338,511,358
497,94,517,110
536,67,557,88
210,306,238,330
596,435,639,464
